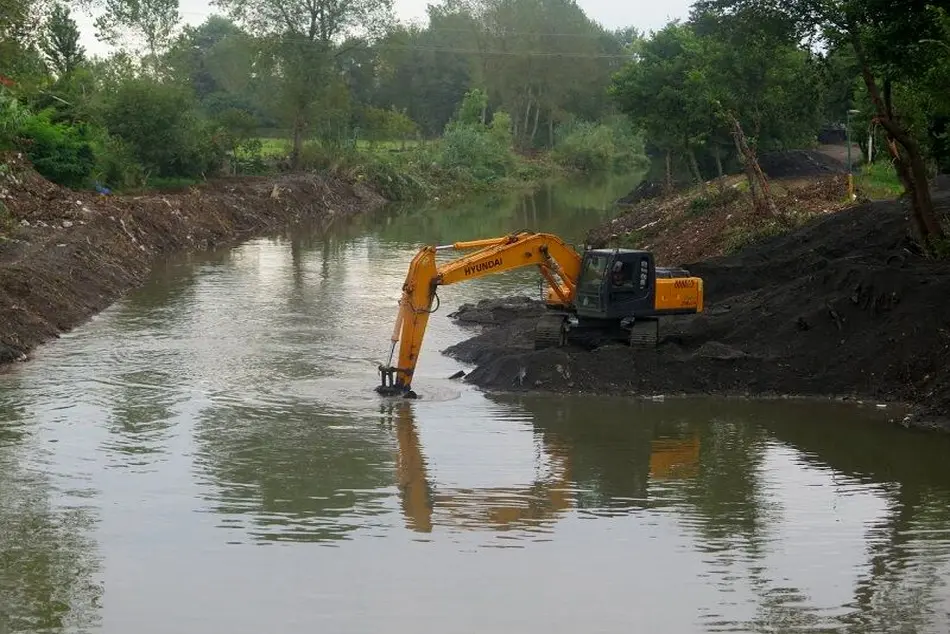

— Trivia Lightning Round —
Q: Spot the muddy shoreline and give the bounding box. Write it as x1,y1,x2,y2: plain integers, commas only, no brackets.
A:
442,196,950,434
0,155,387,365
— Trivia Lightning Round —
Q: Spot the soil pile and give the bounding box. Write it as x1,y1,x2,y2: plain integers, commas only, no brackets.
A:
588,174,853,266
0,153,387,364
757,149,849,179
444,194,950,432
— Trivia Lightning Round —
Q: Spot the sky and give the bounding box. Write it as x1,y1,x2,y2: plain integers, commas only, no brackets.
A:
73,0,695,58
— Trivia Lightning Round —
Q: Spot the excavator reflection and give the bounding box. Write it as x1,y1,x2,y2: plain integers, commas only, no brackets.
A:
381,401,702,533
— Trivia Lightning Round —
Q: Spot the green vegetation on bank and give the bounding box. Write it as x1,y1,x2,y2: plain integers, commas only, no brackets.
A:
2,0,949,251
0,0,648,204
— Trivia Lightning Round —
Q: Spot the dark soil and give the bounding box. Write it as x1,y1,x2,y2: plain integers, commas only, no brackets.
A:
0,152,387,365
757,149,849,179
443,194,950,433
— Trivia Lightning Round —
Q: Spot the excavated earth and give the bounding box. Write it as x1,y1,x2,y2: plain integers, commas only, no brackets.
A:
0,153,387,365
444,193,950,433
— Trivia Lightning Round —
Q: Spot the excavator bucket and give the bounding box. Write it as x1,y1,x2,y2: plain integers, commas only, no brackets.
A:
376,365,418,399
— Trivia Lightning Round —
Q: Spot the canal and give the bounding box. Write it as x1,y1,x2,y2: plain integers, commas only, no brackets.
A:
1,172,949,633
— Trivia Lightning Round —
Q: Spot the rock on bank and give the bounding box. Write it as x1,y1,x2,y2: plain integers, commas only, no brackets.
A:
0,154,387,365
443,194,950,433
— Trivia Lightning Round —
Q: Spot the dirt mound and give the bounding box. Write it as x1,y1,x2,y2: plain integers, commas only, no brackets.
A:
448,295,545,326
758,149,849,179
587,174,853,266
0,152,387,364
443,195,950,433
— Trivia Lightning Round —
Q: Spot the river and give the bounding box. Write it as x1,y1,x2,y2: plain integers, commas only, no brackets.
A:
1,172,949,634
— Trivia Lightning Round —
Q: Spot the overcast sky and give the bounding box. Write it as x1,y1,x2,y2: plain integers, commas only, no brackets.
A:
73,0,695,58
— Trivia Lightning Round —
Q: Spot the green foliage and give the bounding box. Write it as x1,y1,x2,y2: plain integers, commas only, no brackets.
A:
454,89,487,127
439,122,515,182
610,12,824,179
40,3,84,78
855,160,902,200
552,117,648,172
102,78,226,179
13,108,96,188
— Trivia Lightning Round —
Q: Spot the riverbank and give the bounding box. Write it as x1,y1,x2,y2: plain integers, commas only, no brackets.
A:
443,191,950,434
0,153,388,365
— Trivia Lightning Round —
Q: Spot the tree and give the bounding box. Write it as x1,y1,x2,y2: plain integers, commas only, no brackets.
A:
40,3,85,78
213,0,394,166
696,0,948,251
94,0,182,68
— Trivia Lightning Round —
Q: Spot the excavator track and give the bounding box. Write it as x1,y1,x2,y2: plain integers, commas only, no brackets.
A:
534,314,567,350
629,318,659,348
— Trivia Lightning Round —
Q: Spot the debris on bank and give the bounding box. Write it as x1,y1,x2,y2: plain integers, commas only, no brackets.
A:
0,153,387,365
443,194,950,433
591,173,854,266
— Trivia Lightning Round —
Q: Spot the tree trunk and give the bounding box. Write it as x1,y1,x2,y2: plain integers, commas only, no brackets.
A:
664,150,674,195
851,33,945,249
713,146,724,179
291,114,304,170
522,94,533,149
531,103,541,146
730,114,779,218
688,148,707,193
548,111,555,148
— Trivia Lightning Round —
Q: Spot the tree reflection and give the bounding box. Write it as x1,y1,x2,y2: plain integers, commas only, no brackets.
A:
761,409,950,632
192,400,394,543
0,390,102,633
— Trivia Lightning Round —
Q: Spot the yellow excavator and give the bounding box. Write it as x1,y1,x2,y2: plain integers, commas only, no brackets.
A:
375,231,704,398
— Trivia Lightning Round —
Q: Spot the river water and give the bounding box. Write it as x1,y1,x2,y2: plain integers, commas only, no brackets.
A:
1,173,950,634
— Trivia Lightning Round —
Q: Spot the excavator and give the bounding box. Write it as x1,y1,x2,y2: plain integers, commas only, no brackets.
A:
375,231,704,398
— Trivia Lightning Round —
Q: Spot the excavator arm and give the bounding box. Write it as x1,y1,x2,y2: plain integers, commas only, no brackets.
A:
376,231,582,397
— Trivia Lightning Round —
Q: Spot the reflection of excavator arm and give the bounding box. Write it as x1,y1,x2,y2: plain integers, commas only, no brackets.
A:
387,402,574,533
377,232,582,397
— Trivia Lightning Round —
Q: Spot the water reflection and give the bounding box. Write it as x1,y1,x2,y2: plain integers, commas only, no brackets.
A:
192,400,394,544
3,167,950,633
382,400,574,536
0,388,102,634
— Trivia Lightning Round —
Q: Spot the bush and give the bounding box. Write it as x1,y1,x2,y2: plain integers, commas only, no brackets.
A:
14,109,97,188
439,118,516,183
552,117,648,173
102,79,226,179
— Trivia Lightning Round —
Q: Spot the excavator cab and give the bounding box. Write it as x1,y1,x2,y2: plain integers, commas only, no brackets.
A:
537,248,702,350
574,249,657,319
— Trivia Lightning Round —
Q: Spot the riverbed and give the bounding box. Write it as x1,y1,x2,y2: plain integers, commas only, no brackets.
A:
1,173,949,633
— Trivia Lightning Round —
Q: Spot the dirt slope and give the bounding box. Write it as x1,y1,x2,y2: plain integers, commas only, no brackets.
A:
590,174,854,267
443,194,950,433
0,153,387,364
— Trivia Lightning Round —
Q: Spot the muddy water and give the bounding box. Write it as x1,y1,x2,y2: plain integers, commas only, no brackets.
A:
2,173,950,634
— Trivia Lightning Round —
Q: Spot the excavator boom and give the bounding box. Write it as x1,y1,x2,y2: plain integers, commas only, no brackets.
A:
375,230,703,398
376,232,582,397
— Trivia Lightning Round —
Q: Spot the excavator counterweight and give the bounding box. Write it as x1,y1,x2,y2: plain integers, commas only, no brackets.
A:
375,231,703,397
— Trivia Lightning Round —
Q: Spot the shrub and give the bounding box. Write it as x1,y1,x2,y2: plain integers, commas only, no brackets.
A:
439,120,515,183
14,109,97,188
552,117,648,173
102,79,226,179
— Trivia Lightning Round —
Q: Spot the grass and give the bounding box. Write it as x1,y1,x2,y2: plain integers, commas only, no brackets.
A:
247,137,423,160
722,211,821,254
855,161,903,200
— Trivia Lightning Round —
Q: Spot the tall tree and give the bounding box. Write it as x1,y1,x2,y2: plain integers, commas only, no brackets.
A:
213,0,393,165
94,0,182,68
40,3,85,77
696,0,948,251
